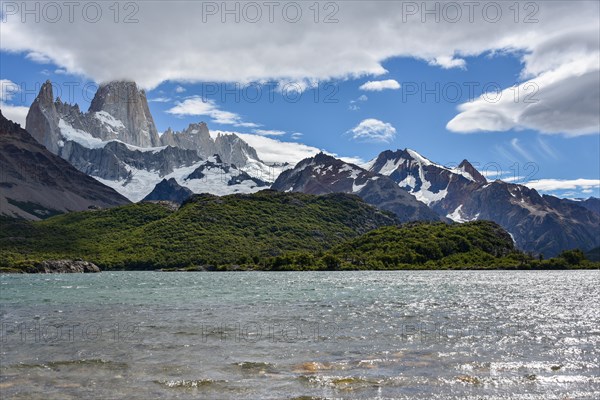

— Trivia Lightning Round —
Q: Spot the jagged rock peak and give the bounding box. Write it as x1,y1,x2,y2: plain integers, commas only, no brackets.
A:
35,80,55,105
307,152,342,166
185,121,209,133
88,80,161,147
89,81,141,112
458,159,487,184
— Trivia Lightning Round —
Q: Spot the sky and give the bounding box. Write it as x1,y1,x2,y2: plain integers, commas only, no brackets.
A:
1,1,599,198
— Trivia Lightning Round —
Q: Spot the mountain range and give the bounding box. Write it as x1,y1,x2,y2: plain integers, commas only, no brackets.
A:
25,81,274,202
0,79,598,257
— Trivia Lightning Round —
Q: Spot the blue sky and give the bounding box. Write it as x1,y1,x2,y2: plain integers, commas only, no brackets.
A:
1,1,599,198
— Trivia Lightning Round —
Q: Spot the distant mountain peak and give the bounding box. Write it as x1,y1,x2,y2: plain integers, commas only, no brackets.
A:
272,153,443,223
313,152,341,164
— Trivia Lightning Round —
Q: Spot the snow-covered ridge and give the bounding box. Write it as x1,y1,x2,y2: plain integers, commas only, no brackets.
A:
58,119,105,149
59,119,167,153
371,148,478,183
446,205,479,223
94,111,125,131
94,158,267,202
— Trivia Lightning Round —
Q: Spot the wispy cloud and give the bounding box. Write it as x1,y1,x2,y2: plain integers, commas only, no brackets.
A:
523,178,600,193
253,129,286,137
428,55,466,69
167,97,258,128
349,94,368,111
149,97,172,103
510,138,534,161
536,137,559,159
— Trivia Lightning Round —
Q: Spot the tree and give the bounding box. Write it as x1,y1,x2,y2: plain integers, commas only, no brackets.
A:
559,249,585,265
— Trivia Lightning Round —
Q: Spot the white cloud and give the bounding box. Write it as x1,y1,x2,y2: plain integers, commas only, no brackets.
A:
0,79,20,102
447,28,600,136
428,56,467,69
25,51,52,64
2,2,598,136
175,86,186,93
359,79,400,91
276,79,320,94
291,132,303,139
213,130,361,166
349,94,369,111
347,118,396,143
523,178,600,192
0,103,29,127
3,2,596,88
252,129,286,137
0,80,29,126
166,97,258,127
215,130,322,165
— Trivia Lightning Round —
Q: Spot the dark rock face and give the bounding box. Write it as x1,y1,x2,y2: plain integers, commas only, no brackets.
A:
227,170,269,187
89,81,160,147
0,111,130,220
59,140,202,181
564,197,600,215
34,260,101,273
143,178,193,205
367,149,600,257
271,153,442,223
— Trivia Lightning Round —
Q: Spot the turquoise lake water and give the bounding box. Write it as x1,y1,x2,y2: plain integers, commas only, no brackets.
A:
1,271,599,399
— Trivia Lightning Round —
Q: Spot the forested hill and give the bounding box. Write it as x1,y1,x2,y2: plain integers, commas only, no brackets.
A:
1,191,596,272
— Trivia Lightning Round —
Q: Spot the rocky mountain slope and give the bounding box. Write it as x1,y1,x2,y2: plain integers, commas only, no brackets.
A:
271,153,442,223
0,111,129,220
365,149,600,256
160,123,261,167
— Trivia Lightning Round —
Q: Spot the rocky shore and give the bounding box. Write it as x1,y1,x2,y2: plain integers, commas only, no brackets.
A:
0,260,101,274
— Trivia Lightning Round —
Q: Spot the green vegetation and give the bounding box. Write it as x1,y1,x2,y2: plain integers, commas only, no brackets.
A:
316,223,599,270
1,191,597,272
0,191,395,270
